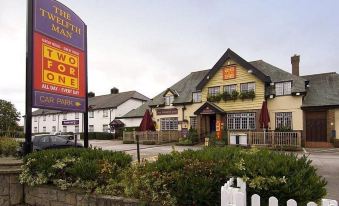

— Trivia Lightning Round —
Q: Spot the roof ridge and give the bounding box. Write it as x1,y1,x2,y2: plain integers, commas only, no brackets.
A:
302,72,337,77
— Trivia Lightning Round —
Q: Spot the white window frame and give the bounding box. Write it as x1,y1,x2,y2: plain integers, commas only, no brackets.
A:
165,96,174,106
52,115,56,121
89,125,94,132
63,126,67,132
208,86,220,96
89,111,94,118
52,126,56,133
227,113,256,130
42,126,46,133
192,92,202,103
160,117,178,131
275,81,292,96
240,82,255,92
103,124,109,132
75,125,79,133
75,113,79,119
190,116,197,129
275,112,292,129
34,127,38,133
63,113,67,120
224,84,237,93
43,115,46,121
103,110,109,117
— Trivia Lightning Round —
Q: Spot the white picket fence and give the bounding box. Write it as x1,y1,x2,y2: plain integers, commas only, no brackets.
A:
221,178,338,206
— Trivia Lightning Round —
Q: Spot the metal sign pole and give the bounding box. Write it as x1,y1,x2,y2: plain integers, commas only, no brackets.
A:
24,0,34,155
83,24,89,148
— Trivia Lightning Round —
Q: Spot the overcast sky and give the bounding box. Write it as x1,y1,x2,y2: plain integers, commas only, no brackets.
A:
1,0,339,125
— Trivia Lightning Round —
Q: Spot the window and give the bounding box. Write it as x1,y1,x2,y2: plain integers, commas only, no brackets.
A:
52,126,56,133
42,126,46,133
89,125,94,132
223,84,237,93
208,87,220,96
43,115,46,121
34,117,37,122
63,126,67,132
52,115,56,121
34,127,38,133
51,136,67,144
75,125,79,133
275,112,292,129
275,82,292,96
227,113,256,130
63,113,67,120
103,110,109,117
165,96,174,106
103,124,109,132
89,111,94,118
190,117,197,129
75,113,79,119
192,92,202,103
160,118,178,131
240,82,255,92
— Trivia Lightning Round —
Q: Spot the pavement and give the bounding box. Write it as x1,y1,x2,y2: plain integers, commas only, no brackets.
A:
304,148,339,200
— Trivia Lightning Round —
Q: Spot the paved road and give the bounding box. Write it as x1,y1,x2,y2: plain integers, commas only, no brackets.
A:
78,140,339,200
304,148,339,200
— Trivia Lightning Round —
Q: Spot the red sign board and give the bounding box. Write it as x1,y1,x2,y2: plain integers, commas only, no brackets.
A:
223,65,236,80
31,0,87,112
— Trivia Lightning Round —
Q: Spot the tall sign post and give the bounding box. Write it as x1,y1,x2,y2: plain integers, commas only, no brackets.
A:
25,0,88,154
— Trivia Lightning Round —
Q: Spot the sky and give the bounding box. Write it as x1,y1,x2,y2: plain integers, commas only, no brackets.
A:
1,0,339,126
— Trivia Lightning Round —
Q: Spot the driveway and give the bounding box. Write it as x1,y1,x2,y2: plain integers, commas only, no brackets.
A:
304,148,339,200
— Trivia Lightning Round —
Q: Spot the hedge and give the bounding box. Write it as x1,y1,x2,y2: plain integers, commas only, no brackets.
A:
124,147,327,205
0,137,20,157
20,148,132,193
80,132,114,140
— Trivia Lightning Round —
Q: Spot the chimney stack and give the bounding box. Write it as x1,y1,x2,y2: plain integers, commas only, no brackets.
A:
110,87,119,94
291,54,300,76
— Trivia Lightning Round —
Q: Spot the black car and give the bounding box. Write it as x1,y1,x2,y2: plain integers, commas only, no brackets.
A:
32,134,83,151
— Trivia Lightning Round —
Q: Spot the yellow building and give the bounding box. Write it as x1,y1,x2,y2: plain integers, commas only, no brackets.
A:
121,49,339,147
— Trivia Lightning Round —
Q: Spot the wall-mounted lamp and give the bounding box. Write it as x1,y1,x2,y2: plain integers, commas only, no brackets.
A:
296,93,300,96
248,70,253,74
270,82,275,86
269,95,274,99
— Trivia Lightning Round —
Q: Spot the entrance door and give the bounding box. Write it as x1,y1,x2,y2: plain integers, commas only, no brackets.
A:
306,111,327,142
210,115,216,132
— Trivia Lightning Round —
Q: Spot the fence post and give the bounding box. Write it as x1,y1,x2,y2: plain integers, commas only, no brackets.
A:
269,196,278,206
322,199,338,206
252,194,260,206
133,130,136,142
307,202,317,206
287,199,297,206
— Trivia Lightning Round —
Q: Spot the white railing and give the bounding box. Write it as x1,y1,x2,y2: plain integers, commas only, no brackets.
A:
228,131,302,148
221,178,337,206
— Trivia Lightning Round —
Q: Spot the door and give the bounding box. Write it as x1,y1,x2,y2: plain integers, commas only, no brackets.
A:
210,115,216,133
306,111,327,142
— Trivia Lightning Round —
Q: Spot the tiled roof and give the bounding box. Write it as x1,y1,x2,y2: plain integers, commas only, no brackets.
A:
116,101,150,119
32,91,149,116
250,60,307,94
302,72,339,107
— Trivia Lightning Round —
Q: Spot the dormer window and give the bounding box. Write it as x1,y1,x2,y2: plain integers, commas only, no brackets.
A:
165,96,174,106
192,92,202,103
275,82,291,96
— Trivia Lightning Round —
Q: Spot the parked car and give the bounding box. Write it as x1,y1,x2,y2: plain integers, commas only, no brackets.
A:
32,134,82,151
53,132,74,140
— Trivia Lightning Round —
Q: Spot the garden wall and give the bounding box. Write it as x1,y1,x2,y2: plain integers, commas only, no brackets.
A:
0,161,140,206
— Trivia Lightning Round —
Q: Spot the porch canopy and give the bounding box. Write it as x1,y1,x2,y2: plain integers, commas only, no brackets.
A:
109,119,125,130
194,101,226,115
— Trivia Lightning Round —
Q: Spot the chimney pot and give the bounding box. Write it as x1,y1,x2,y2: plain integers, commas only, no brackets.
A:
111,87,119,94
291,54,300,76
88,92,95,98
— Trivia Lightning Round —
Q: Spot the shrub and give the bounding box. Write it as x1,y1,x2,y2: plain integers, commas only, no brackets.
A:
19,148,132,193
80,132,113,140
239,90,256,100
124,147,326,205
142,140,156,145
177,129,199,146
0,137,20,156
0,131,25,138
